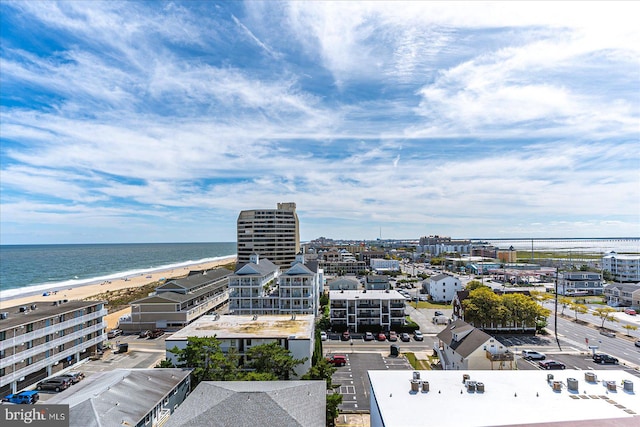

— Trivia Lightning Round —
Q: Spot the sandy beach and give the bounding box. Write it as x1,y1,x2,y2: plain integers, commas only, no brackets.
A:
1,256,236,311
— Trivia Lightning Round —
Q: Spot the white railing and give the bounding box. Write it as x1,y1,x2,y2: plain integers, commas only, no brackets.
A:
0,335,104,387
1,322,105,369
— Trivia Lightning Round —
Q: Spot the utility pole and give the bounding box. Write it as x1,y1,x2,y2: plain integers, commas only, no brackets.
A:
554,268,562,351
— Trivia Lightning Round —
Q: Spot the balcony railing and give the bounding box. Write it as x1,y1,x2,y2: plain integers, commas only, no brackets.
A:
486,351,514,362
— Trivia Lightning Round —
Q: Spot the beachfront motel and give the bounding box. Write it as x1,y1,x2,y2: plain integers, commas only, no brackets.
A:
0,300,107,395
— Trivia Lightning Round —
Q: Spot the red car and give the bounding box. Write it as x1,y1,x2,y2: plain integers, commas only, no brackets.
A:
377,332,387,341
326,355,347,367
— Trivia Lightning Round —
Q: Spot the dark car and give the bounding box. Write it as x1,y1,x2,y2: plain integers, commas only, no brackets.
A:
400,332,411,342
635,340,640,348
364,332,374,341
539,360,566,370
377,332,387,341
341,331,351,341
434,310,443,316
36,378,70,392
56,372,84,384
593,353,619,364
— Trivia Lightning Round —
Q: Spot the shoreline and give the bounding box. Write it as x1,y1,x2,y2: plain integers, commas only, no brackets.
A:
0,255,237,308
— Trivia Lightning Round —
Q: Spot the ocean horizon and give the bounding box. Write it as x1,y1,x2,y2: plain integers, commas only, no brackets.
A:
0,242,237,300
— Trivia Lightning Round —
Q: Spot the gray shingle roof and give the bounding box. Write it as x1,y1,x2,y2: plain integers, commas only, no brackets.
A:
436,319,492,358
156,268,230,292
165,381,325,427
234,257,279,276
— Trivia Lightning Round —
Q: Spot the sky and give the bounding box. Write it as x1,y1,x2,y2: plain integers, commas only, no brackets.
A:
1,1,639,245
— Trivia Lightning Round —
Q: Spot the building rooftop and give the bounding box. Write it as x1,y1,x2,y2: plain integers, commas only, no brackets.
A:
329,289,404,301
0,300,105,331
166,314,315,341
368,369,639,427
165,381,325,427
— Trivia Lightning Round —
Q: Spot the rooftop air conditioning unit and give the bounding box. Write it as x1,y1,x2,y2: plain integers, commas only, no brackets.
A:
0,312,8,320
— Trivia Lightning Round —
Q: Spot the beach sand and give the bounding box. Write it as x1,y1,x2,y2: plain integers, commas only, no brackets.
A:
1,256,236,312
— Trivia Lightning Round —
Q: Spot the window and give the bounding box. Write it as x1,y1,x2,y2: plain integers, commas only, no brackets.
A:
26,323,34,333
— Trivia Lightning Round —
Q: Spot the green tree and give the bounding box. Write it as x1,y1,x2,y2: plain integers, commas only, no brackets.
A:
593,306,618,329
301,358,337,388
465,280,489,291
241,372,278,381
169,336,240,387
462,287,501,328
622,324,638,336
569,302,588,321
155,358,175,368
326,392,343,427
245,342,307,380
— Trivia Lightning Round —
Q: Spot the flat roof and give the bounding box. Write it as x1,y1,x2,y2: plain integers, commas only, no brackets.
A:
0,300,105,331
369,370,639,427
166,314,314,341
329,290,404,301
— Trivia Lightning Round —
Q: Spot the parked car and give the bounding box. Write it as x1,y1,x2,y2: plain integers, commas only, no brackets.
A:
107,329,123,339
434,310,443,316
636,340,640,348
320,331,328,341
400,332,411,342
413,331,424,341
341,331,351,341
377,332,387,341
148,329,165,339
139,330,151,338
326,355,347,367
364,332,374,341
593,353,619,364
2,391,39,404
521,350,546,360
56,372,84,384
539,360,566,370
388,331,398,342
36,378,70,392
624,308,637,315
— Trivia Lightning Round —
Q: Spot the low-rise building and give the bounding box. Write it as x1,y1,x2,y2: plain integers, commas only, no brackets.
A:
604,283,640,308
425,274,462,303
0,300,107,396
121,268,231,333
327,277,360,291
364,275,390,290
165,314,314,377
435,320,513,370
603,252,640,283
46,368,191,427
278,255,321,315
370,258,400,272
228,254,280,315
165,381,326,427
329,290,405,332
557,272,603,296
369,369,640,427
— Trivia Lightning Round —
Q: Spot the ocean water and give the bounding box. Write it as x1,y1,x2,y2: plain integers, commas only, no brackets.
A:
484,238,640,254
0,242,236,299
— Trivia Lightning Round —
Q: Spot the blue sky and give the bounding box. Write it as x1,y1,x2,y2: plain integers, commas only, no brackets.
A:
1,1,639,244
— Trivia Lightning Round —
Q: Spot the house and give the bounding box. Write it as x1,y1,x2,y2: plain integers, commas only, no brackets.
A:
165,314,314,377
364,275,390,290
370,258,400,272
0,300,107,396
557,272,603,296
368,369,640,427
604,283,640,308
121,268,231,333
603,252,640,283
46,368,191,427
327,277,360,291
329,290,405,332
425,274,462,303
165,381,325,427
434,320,513,370
228,254,280,315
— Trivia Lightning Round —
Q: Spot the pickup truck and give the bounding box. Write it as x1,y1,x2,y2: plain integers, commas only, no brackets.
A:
2,391,39,404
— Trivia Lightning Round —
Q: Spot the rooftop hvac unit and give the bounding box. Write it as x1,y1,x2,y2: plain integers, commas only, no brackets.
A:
585,372,597,383
30,304,37,310
567,378,578,391
19,306,28,313
476,382,485,393
552,381,562,391
0,312,8,320
606,381,617,391
623,380,633,392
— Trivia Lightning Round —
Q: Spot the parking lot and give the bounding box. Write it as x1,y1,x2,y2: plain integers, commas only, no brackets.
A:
328,352,412,412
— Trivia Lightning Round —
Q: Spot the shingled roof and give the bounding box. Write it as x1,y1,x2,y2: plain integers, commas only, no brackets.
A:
164,381,325,427
436,319,492,358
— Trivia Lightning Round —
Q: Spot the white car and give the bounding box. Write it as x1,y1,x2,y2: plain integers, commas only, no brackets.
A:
320,331,328,341
521,350,546,360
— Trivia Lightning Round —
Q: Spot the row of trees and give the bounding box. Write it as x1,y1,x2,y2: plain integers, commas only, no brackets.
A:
462,284,549,332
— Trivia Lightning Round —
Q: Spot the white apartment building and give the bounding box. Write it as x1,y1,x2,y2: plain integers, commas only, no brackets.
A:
228,254,280,315
329,290,406,332
165,314,314,377
370,258,400,272
603,252,640,283
557,272,603,296
0,300,107,395
278,255,321,315
237,202,300,267
425,274,462,303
